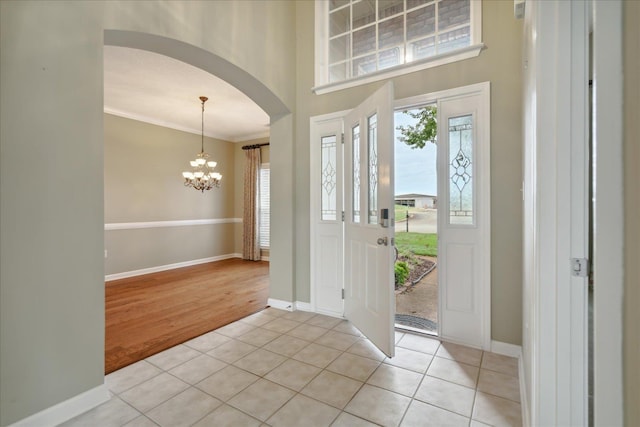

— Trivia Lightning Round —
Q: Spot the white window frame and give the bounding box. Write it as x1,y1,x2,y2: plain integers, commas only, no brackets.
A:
314,0,484,95
259,163,270,249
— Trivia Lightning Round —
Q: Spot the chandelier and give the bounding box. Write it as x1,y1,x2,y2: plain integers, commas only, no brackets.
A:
182,96,222,192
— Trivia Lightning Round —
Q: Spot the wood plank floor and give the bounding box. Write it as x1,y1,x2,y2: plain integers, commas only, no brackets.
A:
105,258,269,374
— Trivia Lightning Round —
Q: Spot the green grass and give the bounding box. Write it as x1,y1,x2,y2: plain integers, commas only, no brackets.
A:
395,205,409,221
395,232,438,257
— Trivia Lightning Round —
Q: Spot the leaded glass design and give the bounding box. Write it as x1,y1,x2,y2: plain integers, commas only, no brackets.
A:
321,135,337,221
368,114,378,224
449,114,474,224
352,124,361,223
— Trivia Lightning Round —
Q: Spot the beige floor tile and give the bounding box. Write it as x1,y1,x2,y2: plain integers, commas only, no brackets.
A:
227,379,296,421
347,339,387,361
477,369,521,402
267,394,340,427
305,314,342,329
345,384,411,426
331,412,379,427
184,331,232,353
265,359,321,391
366,364,423,397
281,310,317,322
216,321,256,338
481,352,519,377
60,397,140,427
400,400,469,427
193,404,262,427
472,392,522,427
236,327,281,347
414,375,476,417
397,333,441,355
168,354,227,385
263,334,311,357
196,365,259,401
436,341,483,367
384,346,433,373
287,323,329,341
263,307,288,317
292,343,343,368
120,373,189,413
121,415,158,427
470,420,493,427
427,356,479,388
301,370,363,409
395,331,405,343
105,360,162,394
146,344,201,371
262,317,301,334
240,311,278,327
233,348,287,376
326,352,381,381
147,387,221,427
332,320,363,336
315,330,360,351
206,339,257,363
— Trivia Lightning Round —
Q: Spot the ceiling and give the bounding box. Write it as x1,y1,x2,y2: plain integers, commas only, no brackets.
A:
103,46,270,143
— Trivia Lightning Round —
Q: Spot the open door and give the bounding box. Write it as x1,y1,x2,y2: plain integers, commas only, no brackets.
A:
344,82,395,357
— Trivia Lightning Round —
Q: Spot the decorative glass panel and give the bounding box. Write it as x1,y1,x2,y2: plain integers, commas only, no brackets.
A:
368,114,378,224
321,136,338,221
352,124,361,223
449,114,474,224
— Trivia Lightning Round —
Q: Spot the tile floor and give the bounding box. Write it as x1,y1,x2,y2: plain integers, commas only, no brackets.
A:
62,308,522,427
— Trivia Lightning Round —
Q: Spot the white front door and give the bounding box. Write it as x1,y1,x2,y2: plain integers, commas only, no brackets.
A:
343,83,395,357
437,85,491,349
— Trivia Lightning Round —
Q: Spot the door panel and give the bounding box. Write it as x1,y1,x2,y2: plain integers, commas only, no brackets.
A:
437,89,490,349
344,82,395,357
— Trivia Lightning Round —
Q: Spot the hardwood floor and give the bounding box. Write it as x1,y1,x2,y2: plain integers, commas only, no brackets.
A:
105,258,269,374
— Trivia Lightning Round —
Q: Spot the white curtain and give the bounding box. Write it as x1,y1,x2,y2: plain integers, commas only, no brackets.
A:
242,148,261,261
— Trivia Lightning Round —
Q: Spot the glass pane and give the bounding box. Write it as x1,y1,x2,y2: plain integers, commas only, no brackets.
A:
329,34,350,64
321,136,338,221
407,0,430,9
437,26,470,54
408,36,435,61
449,114,473,225
438,0,470,31
352,25,376,57
407,4,435,41
329,62,347,83
378,46,402,70
378,15,404,49
352,53,377,77
329,0,350,11
378,0,404,19
329,6,350,37
352,1,376,30
368,114,378,224
352,124,361,223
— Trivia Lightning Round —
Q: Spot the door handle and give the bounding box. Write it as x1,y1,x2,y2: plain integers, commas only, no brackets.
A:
377,237,388,246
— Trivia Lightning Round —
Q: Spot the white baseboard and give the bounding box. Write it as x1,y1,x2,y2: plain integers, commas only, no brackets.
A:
260,256,270,261
267,298,294,311
519,353,530,427
490,340,522,358
105,253,242,281
294,301,313,312
8,384,109,427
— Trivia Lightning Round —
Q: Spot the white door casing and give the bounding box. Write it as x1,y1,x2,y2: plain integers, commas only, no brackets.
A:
344,82,395,357
437,83,491,350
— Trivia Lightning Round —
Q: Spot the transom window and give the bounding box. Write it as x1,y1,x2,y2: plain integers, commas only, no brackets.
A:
315,0,483,93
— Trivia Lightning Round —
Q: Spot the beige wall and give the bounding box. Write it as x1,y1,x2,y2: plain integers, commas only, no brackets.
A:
104,114,237,275
624,1,639,425
295,0,524,344
0,1,296,425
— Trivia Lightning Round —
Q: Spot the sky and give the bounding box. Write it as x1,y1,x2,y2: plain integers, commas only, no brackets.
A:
394,109,437,196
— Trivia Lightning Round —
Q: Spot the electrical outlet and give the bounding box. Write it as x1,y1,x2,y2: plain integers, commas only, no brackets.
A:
104,250,108,258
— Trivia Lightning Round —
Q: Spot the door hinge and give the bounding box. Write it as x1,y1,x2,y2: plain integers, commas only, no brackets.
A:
342,211,345,221
341,289,345,299
341,133,345,144
571,258,589,278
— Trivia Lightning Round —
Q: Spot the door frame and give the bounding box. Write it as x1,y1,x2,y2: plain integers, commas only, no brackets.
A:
394,82,491,350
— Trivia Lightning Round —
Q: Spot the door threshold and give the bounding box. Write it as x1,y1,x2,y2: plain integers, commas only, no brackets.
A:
395,323,438,338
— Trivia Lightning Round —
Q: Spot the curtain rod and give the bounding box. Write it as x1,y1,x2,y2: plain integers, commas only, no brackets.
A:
242,142,270,150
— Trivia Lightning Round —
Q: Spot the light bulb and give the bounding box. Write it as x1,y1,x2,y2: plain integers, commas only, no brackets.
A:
194,172,204,178
182,172,192,179
190,160,198,167
207,161,217,168
196,158,206,166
